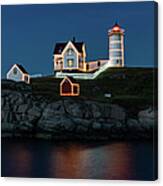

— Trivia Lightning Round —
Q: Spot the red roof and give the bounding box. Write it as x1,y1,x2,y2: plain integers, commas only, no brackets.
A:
112,23,121,32
108,22,124,35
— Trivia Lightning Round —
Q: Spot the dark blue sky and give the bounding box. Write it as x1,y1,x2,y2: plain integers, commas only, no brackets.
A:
1,1,157,77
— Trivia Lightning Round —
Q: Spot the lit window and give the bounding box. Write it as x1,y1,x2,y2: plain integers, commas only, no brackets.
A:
67,59,74,67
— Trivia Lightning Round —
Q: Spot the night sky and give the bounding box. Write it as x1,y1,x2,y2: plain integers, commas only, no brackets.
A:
1,1,157,77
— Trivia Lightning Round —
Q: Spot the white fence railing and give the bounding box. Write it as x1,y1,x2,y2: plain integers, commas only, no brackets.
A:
55,61,112,80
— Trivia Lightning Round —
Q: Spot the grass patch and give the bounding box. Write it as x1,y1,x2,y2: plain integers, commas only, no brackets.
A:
30,67,157,109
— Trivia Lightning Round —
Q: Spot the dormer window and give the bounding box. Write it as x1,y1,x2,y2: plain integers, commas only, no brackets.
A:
59,47,62,53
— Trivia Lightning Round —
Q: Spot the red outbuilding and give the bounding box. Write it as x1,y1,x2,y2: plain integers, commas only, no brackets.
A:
60,76,80,96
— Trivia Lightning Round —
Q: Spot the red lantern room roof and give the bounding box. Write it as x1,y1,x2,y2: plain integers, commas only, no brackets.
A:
108,22,124,35
112,23,121,32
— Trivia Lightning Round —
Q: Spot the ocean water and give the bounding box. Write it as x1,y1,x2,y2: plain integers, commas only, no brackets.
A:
1,138,157,180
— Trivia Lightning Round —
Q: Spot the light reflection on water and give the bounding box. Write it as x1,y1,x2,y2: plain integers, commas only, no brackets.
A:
1,139,155,180
2,142,32,177
50,143,133,179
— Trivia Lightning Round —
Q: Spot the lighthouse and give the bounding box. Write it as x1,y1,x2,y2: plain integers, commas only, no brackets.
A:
108,22,125,67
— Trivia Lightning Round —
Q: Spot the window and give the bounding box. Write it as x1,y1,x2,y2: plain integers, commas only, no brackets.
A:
13,67,17,75
97,61,101,67
110,43,121,49
59,48,62,53
67,59,74,67
110,51,122,57
24,75,28,82
67,48,73,55
73,85,78,94
116,59,122,64
79,57,83,63
86,64,89,70
110,34,121,41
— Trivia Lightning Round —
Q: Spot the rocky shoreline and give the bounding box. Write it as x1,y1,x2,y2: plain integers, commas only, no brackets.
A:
1,80,157,140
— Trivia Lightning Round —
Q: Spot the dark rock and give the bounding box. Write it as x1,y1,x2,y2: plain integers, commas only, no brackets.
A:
17,104,29,113
27,106,42,122
16,121,33,131
71,118,91,127
92,122,102,130
102,123,112,131
42,101,65,117
127,119,139,130
138,107,157,127
110,104,126,122
1,111,13,123
1,122,15,132
76,125,88,133
38,114,75,133
1,83,157,140
63,100,84,118
88,102,102,118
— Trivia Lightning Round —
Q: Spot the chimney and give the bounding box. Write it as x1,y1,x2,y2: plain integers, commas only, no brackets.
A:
72,37,76,43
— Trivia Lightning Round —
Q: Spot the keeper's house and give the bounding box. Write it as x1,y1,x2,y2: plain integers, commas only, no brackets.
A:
53,38,87,72
60,76,80,96
6,64,30,84
53,23,125,79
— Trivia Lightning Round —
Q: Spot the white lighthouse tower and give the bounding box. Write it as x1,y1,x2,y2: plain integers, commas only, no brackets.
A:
108,22,125,67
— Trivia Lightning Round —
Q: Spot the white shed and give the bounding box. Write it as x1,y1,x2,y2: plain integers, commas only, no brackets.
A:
6,64,30,84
